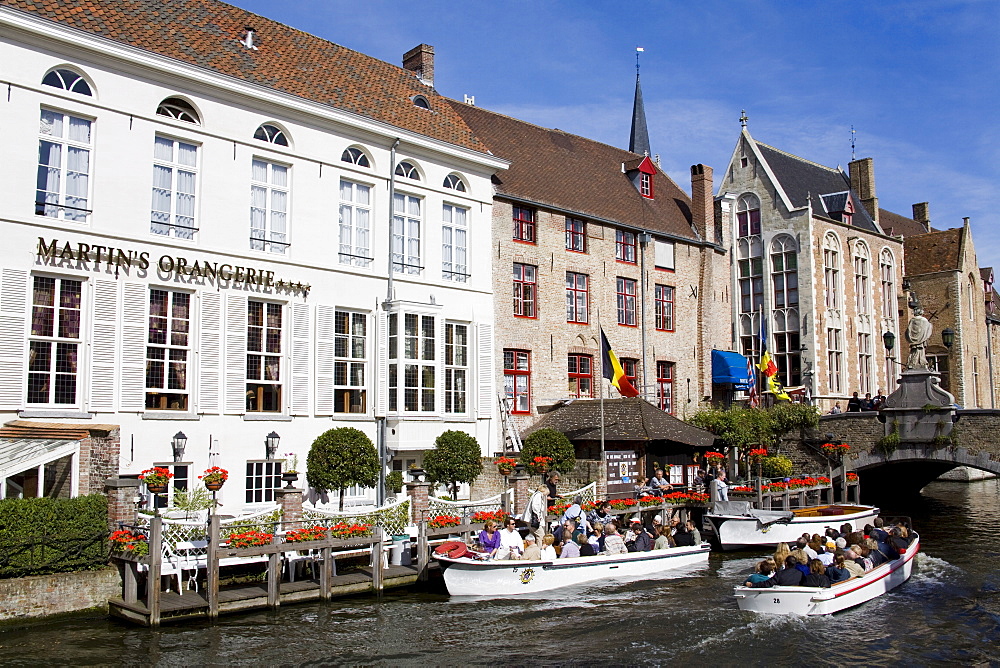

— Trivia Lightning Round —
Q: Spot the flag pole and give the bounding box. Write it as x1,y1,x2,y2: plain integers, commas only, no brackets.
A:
598,308,606,496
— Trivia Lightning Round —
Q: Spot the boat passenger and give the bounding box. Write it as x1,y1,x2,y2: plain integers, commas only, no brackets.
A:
673,520,694,547
545,472,562,510
797,537,817,560
774,542,792,565
864,537,888,566
520,485,548,545
842,548,866,578
478,521,502,558
590,522,605,552
847,531,865,547
826,554,851,583
560,533,581,558
871,518,890,543
540,534,557,560
653,526,673,550
850,544,874,572
495,518,524,560
588,501,614,527
624,517,652,552
561,496,588,534
600,524,627,555
686,520,702,545
804,559,831,588
839,523,853,539
577,532,596,557
835,537,847,550
746,559,775,585
888,526,909,554
521,534,542,561
817,540,835,566
746,556,805,587
645,514,663,539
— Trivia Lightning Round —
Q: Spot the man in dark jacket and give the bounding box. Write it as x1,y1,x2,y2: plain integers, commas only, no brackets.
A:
746,556,806,587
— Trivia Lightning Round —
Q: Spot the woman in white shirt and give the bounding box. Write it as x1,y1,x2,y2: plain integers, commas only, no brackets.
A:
539,534,557,560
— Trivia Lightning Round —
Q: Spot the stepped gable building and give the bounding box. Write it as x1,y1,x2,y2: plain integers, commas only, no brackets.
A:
718,127,905,412
0,0,508,507
449,96,732,445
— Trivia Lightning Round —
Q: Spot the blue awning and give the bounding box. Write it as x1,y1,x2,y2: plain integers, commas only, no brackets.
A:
712,350,751,389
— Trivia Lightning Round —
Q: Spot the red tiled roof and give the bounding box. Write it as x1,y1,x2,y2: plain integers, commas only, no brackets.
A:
879,208,930,237
904,228,963,275
448,101,698,240
1,0,489,153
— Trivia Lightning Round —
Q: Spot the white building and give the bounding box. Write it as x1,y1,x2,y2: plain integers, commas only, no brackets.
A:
0,0,506,509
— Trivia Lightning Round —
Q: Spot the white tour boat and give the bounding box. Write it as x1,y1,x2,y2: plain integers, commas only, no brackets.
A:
436,543,711,596
732,533,920,615
704,501,880,550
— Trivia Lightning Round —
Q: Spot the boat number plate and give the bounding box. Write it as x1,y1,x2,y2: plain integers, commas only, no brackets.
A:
773,598,780,603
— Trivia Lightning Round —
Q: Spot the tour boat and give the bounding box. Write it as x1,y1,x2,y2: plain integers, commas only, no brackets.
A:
704,501,880,551
435,543,711,596
732,533,920,615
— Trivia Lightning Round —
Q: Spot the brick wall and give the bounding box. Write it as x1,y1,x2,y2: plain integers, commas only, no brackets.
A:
79,429,120,496
0,568,121,622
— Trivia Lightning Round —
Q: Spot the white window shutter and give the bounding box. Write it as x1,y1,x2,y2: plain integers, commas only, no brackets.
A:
89,279,119,412
120,283,147,412
375,310,388,416
0,269,28,409
290,302,311,415
225,294,247,414
315,305,335,415
477,322,494,418
438,317,447,415
655,239,675,270
198,292,222,414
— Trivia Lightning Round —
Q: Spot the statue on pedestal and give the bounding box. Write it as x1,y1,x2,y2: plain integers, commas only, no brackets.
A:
905,306,932,370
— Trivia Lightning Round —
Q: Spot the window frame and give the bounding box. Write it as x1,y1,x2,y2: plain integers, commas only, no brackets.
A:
654,284,674,331
567,353,593,398
388,312,436,413
737,194,761,238
27,275,83,407
250,157,290,255
36,108,93,223
145,288,192,411
513,263,537,318
338,179,373,267
254,123,289,147
503,349,531,414
853,242,871,315
615,230,637,264
565,271,589,324
565,218,586,253
245,460,283,504
150,462,190,509
442,203,469,282
616,277,637,326
246,299,284,413
512,206,536,243
444,322,469,415
41,68,93,96
333,310,367,414
392,192,422,275
656,361,674,414
621,358,639,392
150,134,199,240
341,147,371,168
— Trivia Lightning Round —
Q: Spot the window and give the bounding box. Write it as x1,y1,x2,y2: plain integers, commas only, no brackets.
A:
411,95,431,110
655,240,675,271
621,358,639,391
444,323,468,414
854,243,871,314
250,159,289,254
616,230,637,263
145,289,190,411
395,161,420,180
773,310,801,387
151,136,198,239
442,204,468,282
858,332,872,395
36,109,92,222
973,356,980,406
841,199,854,226
245,460,282,504
928,354,951,394
771,236,798,309
338,180,372,267
567,354,593,398
334,310,366,413
969,276,976,320
737,194,761,237
823,234,841,310
617,277,637,326
156,97,200,124
827,327,843,394
738,251,763,314
341,147,370,167
392,193,422,274
565,272,589,324
388,313,435,412
513,263,536,317
42,69,91,95
28,276,81,405
246,300,282,412
254,123,288,146
150,463,188,510
443,174,466,192
656,361,674,413
655,284,674,331
503,350,530,414
880,249,896,321
640,172,652,198
566,218,585,252
513,206,535,243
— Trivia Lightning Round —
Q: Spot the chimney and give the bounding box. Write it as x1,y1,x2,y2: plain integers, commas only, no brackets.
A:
403,44,434,88
912,202,930,232
848,157,879,224
690,164,714,241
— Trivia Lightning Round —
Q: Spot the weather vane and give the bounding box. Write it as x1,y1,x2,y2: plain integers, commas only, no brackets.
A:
740,109,748,128
636,46,643,75
851,125,856,160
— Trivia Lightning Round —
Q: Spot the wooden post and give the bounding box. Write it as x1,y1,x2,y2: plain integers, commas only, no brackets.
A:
372,537,384,592
122,560,138,604
147,516,162,627
417,520,429,582
320,546,332,600
207,514,220,620
267,532,281,608
782,490,790,510
840,462,848,504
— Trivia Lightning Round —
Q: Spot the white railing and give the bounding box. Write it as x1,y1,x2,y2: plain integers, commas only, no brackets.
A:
303,497,411,537
558,481,597,506
427,488,512,517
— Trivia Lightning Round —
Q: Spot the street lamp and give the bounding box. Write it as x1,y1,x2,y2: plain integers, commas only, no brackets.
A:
941,328,956,350
265,431,280,460
882,331,895,354
171,431,187,462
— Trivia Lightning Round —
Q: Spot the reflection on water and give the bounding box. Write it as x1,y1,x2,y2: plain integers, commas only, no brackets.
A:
0,480,998,666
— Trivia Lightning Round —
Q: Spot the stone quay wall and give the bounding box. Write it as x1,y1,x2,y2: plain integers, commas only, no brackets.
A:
0,568,121,623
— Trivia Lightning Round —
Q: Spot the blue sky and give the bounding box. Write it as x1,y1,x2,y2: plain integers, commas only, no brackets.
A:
230,0,1000,264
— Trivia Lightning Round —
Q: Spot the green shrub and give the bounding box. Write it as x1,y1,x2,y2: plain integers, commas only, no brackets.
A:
0,495,108,578
306,427,379,511
424,430,483,500
386,470,404,494
760,455,794,479
520,428,576,473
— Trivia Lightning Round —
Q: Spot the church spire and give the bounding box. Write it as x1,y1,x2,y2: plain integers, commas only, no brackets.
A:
629,47,650,156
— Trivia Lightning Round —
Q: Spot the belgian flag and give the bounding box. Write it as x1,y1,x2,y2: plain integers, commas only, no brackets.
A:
601,328,640,398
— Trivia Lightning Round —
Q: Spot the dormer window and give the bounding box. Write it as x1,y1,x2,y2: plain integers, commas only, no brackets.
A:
842,199,854,226
411,95,431,110
640,172,652,198
156,97,200,125
625,156,657,199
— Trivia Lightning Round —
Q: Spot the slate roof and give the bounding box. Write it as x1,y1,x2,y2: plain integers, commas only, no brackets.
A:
879,208,930,237
448,101,699,241
904,227,964,275
522,398,715,447
1,0,488,153
754,142,879,233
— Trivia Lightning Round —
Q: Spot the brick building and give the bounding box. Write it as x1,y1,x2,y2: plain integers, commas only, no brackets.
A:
717,127,906,412
449,100,732,434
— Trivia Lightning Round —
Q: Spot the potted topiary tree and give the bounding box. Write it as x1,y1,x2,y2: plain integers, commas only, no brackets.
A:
306,427,379,511
423,430,483,501
519,428,576,477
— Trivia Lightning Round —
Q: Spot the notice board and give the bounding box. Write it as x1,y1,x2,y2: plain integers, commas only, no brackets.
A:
606,450,639,496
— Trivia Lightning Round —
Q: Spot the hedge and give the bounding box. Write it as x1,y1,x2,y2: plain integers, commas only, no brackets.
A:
0,495,108,578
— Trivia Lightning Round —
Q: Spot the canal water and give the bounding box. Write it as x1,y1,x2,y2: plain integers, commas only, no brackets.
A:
1,479,998,666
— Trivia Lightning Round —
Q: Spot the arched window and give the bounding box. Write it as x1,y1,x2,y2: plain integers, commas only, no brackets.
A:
823,233,844,394
770,236,800,387
879,249,896,320
737,232,763,356
853,241,871,315
443,173,466,192
42,68,92,96
969,274,977,320
341,147,370,168
411,95,431,109
156,97,200,124
395,160,420,180
823,233,841,310
770,236,798,309
736,193,761,238
254,123,288,146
